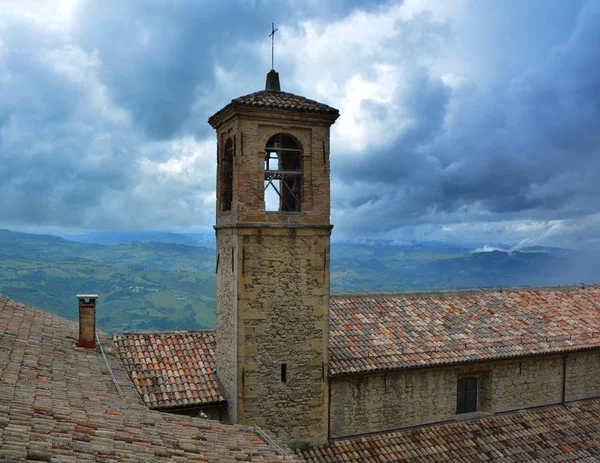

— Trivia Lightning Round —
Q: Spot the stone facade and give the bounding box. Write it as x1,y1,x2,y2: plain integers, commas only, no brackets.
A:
234,227,330,446
330,366,457,438
330,351,600,439
216,225,331,446
565,350,600,402
491,356,563,412
215,229,238,422
207,77,600,449
211,90,338,447
212,112,334,226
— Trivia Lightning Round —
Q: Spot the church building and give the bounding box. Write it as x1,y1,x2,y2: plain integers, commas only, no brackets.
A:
114,70,600,452
2,69,600,462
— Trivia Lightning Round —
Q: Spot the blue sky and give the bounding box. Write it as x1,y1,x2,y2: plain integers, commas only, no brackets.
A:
0,0,599,249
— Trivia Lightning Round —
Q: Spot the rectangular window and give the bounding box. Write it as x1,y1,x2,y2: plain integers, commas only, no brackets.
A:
281,363,287,382
456,377,478,414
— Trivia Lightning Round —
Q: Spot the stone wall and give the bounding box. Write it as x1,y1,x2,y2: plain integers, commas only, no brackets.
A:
491,357,563,412
237,227,330,448
215,229,239,423
330,351,600,438
565,351,600,402
330,368,457,438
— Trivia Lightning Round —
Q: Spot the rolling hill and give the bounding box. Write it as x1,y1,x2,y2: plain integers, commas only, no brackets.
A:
0,230,597,334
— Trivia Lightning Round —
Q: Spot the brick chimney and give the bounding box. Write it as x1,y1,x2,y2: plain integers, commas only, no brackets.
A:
76,294,98,348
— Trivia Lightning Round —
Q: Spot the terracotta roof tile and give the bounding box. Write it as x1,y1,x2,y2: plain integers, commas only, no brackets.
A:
114,331,224,409
208,89,339,124
330,286,600,375
232,90,338,114
299,399,600,462
0,295,299,462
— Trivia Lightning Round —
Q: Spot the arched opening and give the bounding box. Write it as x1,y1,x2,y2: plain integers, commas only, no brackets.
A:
264,134,302,212
221,138,233,212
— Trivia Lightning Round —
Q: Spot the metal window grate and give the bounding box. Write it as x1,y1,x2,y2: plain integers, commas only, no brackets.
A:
264,134,302,212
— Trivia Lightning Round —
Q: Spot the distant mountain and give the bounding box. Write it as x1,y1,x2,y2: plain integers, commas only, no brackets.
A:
0,230,218,334
63,230,166,245
331,247,600,293
0,229,102,259
330,239,473,261
135,233,215,248
1,229,598,334
517,246,581,259
0,229,215,272
63,231,216,248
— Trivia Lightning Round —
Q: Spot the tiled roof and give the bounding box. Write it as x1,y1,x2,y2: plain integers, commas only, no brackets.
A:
114,331,224,409
300,399,600,462
208,90,339,124
0,295,299,462
232,90,338,114
330,286,600,376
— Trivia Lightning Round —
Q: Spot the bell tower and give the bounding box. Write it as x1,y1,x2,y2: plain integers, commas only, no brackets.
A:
208,70,339,447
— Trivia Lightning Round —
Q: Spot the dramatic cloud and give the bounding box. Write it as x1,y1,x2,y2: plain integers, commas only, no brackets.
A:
0,0,598,249
276,0,599,248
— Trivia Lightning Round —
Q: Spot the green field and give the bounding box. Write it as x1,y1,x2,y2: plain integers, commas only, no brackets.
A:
1,230,596,334
0,255,215,334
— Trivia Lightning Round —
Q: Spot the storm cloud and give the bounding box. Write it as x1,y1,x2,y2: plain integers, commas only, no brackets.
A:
0,0,599,249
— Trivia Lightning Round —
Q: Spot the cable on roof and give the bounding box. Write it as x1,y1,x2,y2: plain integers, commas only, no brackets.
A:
96,332,124,399
253,425,296,462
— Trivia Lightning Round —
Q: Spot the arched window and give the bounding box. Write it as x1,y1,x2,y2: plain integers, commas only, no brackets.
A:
264,134,302,212
221,138,233,212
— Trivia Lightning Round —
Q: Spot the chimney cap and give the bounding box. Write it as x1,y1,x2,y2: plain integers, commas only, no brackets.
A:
76,294,98,299
265,69,281,92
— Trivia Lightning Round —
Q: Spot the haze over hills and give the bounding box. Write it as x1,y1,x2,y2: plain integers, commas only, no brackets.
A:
63,231,216,248
0,229,597,334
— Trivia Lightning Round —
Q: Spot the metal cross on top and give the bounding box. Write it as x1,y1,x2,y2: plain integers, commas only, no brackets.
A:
269,22,278,70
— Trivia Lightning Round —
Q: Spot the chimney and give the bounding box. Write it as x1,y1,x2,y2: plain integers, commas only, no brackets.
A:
76,294,98,348
265,69,281,92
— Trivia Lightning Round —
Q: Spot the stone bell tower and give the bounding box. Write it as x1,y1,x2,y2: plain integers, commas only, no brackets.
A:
208,70,339,447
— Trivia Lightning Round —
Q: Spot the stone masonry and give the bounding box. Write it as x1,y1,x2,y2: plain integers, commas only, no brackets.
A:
215,225,331,446
329,351,600,438
565,350,600,402
206,73,600,448
210,78,338,448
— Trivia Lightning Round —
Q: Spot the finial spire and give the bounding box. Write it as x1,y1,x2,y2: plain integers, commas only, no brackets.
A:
269,22,278,70
265,69,280,92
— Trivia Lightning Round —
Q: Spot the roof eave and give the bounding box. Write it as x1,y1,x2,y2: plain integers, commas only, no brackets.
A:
329,344,600,378
209,102,340,129
208,104,236,129
149,400,228,411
